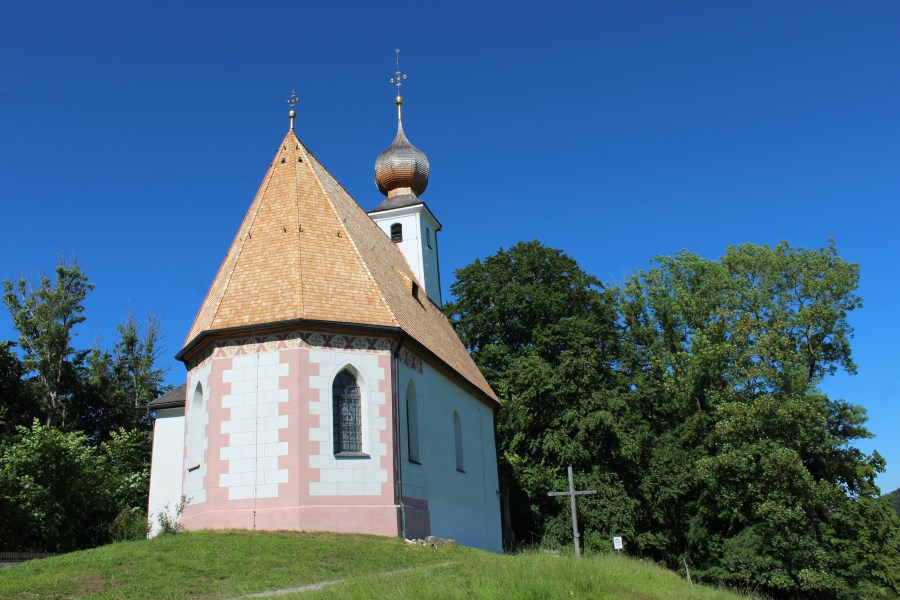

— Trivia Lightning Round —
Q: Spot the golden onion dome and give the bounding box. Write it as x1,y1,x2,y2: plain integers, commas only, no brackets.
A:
374,120,430,197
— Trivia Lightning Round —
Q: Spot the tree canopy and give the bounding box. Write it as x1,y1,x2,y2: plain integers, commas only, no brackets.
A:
446,240,900,599
0,260,168,551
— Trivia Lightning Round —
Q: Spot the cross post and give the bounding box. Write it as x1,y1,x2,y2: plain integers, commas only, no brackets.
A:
547,465,596,557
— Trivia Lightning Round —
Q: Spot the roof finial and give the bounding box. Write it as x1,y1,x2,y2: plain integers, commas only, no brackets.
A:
389,48,407,123
287,90,299,131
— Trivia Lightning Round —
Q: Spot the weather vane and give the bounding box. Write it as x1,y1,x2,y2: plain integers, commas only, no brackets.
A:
287,89,299,130
389,49,407,122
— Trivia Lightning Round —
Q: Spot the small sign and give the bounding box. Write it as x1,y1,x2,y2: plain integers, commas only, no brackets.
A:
613,536,623,550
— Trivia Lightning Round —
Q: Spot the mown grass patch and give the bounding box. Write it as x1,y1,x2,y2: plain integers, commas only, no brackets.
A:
0,530,757,599
300,551,755,600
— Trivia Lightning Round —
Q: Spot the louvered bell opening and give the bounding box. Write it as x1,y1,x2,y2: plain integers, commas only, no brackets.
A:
390,223,403,243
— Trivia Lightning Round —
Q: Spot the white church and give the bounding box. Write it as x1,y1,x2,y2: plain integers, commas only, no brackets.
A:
147,76,503,552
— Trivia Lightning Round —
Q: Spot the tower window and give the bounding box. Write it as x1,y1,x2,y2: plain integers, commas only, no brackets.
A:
390,223,403,243
333,369,362,455
426,228,432,249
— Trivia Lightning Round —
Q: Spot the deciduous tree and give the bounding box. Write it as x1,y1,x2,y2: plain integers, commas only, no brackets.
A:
445,241,634,548
70,312,167,442
2,260,92,428
449,239,900,598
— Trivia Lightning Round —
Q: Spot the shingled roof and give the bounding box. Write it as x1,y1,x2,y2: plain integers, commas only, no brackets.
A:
148,383,187,410
180,130,496,404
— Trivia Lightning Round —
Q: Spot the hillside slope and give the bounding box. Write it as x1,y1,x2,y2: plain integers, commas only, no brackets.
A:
0,530,755,599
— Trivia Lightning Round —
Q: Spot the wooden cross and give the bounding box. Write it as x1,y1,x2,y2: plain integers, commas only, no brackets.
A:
547,465,596,557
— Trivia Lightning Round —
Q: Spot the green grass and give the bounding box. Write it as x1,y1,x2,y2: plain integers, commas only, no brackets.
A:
0,530,758,599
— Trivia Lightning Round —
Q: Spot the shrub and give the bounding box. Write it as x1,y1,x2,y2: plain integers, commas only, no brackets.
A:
109,507,149,541
157,496,189,535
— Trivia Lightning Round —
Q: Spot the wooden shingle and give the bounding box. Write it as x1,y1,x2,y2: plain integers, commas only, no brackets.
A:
183,131,496,403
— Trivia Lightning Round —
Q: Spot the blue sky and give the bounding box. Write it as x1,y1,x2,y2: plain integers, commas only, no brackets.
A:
1,1,897,492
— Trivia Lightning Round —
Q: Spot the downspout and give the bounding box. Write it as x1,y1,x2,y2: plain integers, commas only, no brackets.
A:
392,333,408,539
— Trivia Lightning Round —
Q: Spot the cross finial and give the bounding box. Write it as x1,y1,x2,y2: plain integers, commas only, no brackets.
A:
287,89,299,131
389,48,407,122
390,48,407,95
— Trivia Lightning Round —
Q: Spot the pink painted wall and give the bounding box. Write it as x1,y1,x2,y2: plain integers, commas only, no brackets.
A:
177,333,410,539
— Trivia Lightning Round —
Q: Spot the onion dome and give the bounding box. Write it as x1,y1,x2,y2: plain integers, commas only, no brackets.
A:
374,117,430,197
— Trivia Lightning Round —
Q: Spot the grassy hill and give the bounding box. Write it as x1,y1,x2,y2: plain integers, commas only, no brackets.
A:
0,530,758,599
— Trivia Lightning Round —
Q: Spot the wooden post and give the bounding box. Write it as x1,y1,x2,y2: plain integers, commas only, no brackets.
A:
547,465,596,557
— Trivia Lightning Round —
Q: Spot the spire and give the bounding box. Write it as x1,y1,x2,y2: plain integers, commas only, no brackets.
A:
375,50,430,199
287,90,299,131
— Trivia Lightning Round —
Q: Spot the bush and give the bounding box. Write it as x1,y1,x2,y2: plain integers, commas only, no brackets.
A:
156,496,189,535
109,508,148,541
0,421,115,551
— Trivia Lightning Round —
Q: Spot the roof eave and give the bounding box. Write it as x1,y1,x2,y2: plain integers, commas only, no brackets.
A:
177,319,405,364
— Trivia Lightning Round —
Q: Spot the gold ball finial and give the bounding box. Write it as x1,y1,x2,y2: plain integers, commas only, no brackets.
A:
287,90,299,130
395,96,403,106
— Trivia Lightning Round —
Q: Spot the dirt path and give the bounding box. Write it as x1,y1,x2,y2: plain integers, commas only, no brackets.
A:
234,561,454,598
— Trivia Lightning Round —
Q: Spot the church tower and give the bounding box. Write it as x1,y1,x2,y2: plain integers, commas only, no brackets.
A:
369,52,442,306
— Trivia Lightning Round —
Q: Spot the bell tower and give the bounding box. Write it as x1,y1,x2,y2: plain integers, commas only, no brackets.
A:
368,50,442,306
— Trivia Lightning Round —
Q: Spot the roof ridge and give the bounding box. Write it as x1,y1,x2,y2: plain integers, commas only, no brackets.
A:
182,139,283,345
289,136,304,318
208,147,280,331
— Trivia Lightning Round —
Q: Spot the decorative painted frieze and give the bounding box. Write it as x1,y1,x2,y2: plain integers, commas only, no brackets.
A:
185,331,394,370
400,348,423,373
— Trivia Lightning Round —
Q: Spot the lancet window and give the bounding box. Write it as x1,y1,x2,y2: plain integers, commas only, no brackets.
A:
333,369,362,455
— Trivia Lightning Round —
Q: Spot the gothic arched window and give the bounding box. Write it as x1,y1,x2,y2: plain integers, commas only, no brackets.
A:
188,383,203,471
333,369,362,455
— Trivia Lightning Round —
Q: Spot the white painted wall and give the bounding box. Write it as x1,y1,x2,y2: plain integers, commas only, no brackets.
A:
398,360,502,552
370,204,442,306
147,406,185,537
219,352,290,500
184,362,211,505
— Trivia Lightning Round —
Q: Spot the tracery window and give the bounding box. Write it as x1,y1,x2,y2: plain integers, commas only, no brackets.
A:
333,369,362,454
